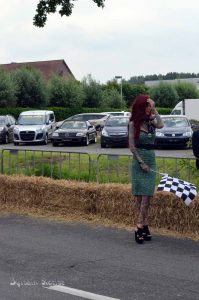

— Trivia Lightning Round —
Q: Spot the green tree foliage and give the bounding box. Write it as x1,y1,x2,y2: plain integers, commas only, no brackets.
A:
81,74,103,108
122,82,149,107
149,82,179,108
48,75,85,108
12,67,48,108
34,0,106,27
0,68,16,108
174,81,199,101
100,87,121,108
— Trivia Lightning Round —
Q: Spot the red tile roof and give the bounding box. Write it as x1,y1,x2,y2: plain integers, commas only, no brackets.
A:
0,59,75,80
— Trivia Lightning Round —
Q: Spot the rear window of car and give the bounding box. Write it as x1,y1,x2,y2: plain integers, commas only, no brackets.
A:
162,117,189,127
0,116,6,124
81,114,107,120
105,118,129,127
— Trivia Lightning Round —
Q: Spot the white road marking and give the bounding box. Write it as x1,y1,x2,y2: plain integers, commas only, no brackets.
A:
45,285,120,300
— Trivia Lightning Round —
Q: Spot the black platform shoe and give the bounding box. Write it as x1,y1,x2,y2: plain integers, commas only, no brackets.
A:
143,225,152,241
135,227,144,244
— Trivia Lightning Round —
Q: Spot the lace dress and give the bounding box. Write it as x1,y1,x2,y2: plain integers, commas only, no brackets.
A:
131,131,156,196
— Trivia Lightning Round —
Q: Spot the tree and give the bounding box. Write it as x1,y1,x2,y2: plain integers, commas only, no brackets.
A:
48,75,85,108
174,81,199,101
149,82,179,108
100,87,121,108
82,74,103,108
0,68,16,108
122,82,149,107
12,67,48,108
34,0,106,27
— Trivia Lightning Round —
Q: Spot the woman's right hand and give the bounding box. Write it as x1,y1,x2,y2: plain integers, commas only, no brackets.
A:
140,162,150,172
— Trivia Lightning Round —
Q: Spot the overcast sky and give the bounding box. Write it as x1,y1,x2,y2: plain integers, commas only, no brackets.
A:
1,0,199,83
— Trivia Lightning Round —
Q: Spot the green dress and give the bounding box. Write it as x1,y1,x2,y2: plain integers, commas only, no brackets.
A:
131,131,156,196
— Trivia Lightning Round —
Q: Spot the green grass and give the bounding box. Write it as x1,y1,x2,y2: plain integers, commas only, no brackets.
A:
1,149,199,189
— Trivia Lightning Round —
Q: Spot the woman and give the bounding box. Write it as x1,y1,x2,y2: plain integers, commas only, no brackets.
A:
128,95,164,244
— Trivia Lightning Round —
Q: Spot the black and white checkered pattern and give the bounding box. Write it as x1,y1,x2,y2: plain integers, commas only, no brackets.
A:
157,175,197,205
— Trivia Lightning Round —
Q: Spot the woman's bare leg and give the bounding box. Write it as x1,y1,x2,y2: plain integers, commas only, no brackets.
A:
137,196,150,227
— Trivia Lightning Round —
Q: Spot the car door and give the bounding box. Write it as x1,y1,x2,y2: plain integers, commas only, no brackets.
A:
87,122,95,141
47,113,55,138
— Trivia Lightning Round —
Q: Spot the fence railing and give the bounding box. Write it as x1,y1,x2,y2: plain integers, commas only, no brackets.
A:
0,148,198,187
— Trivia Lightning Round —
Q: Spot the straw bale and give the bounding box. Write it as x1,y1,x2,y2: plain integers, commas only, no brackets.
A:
0,174,198,236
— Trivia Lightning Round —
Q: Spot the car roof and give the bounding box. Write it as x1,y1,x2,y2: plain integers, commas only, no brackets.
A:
162,115,188,118
20,110,54,116
103,111,130,114
63,120,87,123
107,116,129,119
74,113,110,116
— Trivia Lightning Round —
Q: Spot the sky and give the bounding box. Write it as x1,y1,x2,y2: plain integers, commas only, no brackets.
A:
1,0,199,83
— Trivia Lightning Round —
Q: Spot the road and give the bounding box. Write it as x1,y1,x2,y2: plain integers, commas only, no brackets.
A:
0,142,195,158
0,215,198,300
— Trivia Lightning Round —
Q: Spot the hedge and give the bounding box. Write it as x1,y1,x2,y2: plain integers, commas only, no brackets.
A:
0,107,172,121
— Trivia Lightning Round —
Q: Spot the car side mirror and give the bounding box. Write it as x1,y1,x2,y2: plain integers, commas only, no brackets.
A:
46,121,49,125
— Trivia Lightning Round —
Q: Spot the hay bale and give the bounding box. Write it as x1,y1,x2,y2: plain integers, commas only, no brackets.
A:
0,174,198,236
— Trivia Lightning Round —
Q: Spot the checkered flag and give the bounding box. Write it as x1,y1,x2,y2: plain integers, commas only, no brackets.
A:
157,175,197,206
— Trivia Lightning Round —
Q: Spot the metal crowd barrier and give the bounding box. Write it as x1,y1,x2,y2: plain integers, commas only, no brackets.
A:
0,148,93,182
0,148,197,185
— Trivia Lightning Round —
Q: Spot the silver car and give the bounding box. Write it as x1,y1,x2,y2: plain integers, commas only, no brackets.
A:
155,115,193,148
13,110,56,145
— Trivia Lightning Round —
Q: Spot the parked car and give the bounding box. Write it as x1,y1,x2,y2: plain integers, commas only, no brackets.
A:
13,110,56,145
51,120,97,146
65,113,110,131
155,115,193,148
0,115,16,144
101,116,129,148
102,111,131,117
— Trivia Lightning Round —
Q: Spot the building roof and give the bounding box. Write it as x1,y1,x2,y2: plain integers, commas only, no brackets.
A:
0,59,75,80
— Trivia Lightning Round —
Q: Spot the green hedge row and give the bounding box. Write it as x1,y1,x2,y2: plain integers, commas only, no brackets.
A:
0,107,172,121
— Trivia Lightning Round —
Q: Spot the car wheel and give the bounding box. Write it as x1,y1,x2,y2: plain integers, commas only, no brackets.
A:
101,142,107,148
83,135,89,146
14,142,19,146
52,141,59,146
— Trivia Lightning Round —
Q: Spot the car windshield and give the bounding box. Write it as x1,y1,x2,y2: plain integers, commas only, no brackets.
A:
18,115,46,125
162,117,189,127
105,118,129,127
0,117,6,124
61,121,87,129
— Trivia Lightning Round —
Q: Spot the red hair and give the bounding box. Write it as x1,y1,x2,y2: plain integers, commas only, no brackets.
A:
129,94,150,143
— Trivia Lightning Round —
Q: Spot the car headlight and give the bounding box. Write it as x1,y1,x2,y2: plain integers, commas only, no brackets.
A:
13,128,19,134
52,132,59,137
101,129,108,136
183,131,192,137
76,132,86,137
156,132,164,137
0,126,4,131
36,128,43,133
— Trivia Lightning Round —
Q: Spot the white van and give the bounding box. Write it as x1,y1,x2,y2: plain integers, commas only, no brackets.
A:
171,99,199,121
13,110,56,145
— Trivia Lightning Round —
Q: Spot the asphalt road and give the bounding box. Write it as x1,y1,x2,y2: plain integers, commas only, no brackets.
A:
0,142,195,159
0,215,198,300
